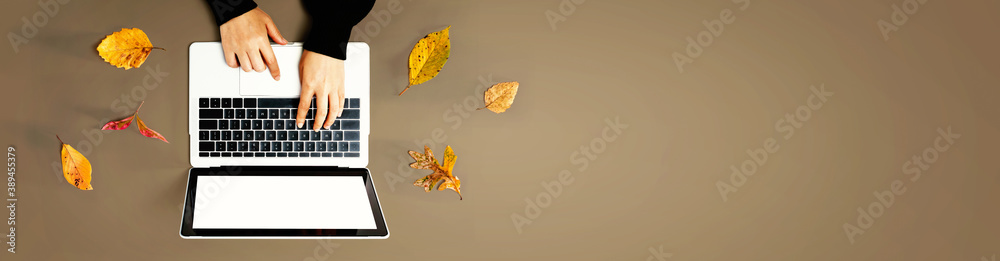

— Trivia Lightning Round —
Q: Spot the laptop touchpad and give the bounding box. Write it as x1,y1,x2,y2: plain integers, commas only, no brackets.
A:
239,47,302,97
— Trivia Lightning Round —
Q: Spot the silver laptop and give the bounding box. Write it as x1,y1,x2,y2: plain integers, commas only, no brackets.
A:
181,42,388,239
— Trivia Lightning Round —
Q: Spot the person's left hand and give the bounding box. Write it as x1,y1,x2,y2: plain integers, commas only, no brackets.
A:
296,50,346,131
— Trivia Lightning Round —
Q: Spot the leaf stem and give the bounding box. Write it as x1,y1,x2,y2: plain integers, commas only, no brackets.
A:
150,47,166,51
398,85,411,96
56,135,64,145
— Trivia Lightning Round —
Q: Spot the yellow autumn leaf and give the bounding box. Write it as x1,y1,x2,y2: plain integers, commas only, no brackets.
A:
97,28,164,70
400,26,451,96
57,136,93,190
478,81,520,113
408,145,462,200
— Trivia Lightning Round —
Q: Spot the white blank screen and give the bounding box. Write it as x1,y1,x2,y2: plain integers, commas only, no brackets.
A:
192,176,377,229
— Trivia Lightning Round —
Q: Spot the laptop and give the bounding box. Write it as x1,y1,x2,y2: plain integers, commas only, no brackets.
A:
180,42,388,239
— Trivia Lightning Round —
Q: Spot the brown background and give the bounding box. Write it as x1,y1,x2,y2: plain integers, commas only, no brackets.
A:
2,0,999,260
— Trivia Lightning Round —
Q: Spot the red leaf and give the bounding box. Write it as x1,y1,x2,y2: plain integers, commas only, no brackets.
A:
101,115,135,130
136,116,168,143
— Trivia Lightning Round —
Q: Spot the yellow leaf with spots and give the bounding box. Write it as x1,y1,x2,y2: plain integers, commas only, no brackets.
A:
97,28,164,70
400,26,451,95
57,136,93,190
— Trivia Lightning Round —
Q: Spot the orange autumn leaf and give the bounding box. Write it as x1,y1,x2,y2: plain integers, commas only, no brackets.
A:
57,136,93,190
96,28,164,70
101,101,168,143
408,146,462,200
136,116,168,143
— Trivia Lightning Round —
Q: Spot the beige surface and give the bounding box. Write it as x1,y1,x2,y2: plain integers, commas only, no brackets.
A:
2,0,999,260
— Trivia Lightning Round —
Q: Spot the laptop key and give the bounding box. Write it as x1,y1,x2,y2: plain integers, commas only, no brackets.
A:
330,120,340,130
230,120,240,129
199,152,209,157
311,153,321,157
221,152,231,157
299,131,310,140
232,152,242,157
285,120,297,130
266,131,276,140
249,142,259,151
274,120,284,129
232,98,243,108
321,131,332,141
199,142,214,151
333,131,343,141
305,142,315,151
200,109,223,119
261,142,270,151
322,153,332,157
271,142,281,151
263,120,273,130
288,152,298,157
257,110,268,119
317,142,326,151
349,142,360,151
280,109,291,119
224,109,234,119
199,120,217,129
277,152,287,157
342,120,360,130
238,142,248,151
227,142,237,152
254,131,265,140
221,98,231,108
210,98,220,108
339,109,360,119
344,131,360,141
241,120,251,130
330,153,343,157
257,98,298,108
199,131,209,140
210,131,220,140
215,142,226,151
266,153,276,157
255,152,265,157
233,131,243,140
210,152,220,157
310,131,321,140
268,109,279,119
243,98,257,108
199,98,210,108
252,120,262,130
288,131,298,140
294,142,304,151
235,109,246,119
220,131,231,140
218,120,228,130
277,131,287,140
328,142,338,151
349,98,360,108
243,131,254,140
246,109,256,119
337,142,349,152
344,153,360,157
282,142,293,151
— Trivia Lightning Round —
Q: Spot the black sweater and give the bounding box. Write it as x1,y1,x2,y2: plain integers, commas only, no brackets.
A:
207,0,375,60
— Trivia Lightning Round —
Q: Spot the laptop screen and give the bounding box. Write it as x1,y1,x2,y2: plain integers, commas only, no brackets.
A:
191,176,377,229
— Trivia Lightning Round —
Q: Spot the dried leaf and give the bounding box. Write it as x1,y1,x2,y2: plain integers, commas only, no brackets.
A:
58,136,93,190
400,26,451,96
136,116,169,143
97,28,164,70
101,115,134,130
478,81,519,113
407,145,462,200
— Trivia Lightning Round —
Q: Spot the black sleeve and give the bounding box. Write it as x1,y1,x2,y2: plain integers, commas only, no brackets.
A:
206,0,259,26
301,0,376,60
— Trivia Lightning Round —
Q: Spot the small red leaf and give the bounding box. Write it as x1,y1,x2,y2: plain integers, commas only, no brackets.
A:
101,115,135,130
136,116,168,143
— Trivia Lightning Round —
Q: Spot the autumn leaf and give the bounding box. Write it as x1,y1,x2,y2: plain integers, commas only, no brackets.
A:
400,26,451,96
97,28,164,70
136,116,168,143
101,101,169,143
408,145,462,200
58,136,93,190
478,81,520,113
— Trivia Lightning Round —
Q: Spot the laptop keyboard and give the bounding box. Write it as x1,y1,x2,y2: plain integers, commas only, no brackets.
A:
196,97,362,158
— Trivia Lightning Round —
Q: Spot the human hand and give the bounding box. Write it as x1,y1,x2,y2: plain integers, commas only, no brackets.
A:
296,50,346,131
219,7,288,80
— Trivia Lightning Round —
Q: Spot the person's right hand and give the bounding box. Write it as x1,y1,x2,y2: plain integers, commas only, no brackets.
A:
219,7,288,80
